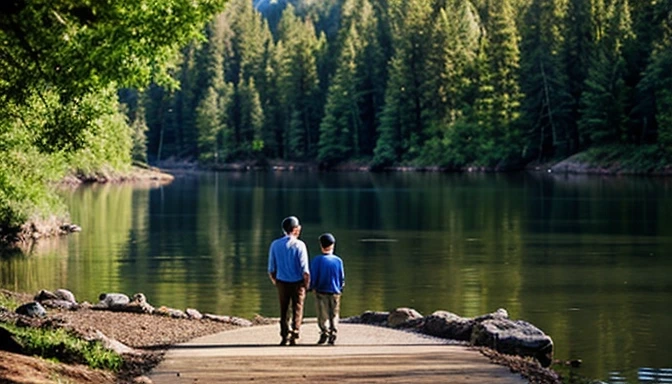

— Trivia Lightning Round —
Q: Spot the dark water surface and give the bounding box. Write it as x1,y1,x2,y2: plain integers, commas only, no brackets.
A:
2,171,671,382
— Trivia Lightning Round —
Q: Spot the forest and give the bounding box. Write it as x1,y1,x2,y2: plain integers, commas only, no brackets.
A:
135,0,672,171
1,0,671,241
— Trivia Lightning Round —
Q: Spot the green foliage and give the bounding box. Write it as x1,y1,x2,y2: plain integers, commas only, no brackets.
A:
578,0,634,147
0,95,68,237
519,0,574,160
141,0,672,171
1,324,123,371
0,294,21,311
577,144,672,172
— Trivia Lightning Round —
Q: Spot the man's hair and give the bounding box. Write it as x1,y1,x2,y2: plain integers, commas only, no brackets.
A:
282,216,300,234
319,233,335,248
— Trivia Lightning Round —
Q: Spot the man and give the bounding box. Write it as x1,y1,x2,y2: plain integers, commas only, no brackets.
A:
309,233,345,345
268,216,310,345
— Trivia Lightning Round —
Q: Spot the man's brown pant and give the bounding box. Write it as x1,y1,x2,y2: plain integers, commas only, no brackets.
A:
276,280,306,339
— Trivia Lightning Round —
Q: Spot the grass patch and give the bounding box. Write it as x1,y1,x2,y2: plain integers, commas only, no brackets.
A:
0,293,21,311
0,323,123,371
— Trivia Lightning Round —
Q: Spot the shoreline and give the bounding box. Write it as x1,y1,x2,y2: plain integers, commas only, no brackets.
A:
0,289,566,384
170,154,672,176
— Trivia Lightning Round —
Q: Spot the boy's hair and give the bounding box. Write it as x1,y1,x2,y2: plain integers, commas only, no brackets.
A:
319,233,336,248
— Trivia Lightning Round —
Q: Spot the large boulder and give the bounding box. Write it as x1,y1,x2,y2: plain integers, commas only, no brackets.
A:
356,311,390,325
471,318,554,367
54,289,77,303
388,308,423,328
420,311,475,341
15,302,47,318
94,293,130,310
420,309,510,341
40,299,78,311
34,290,58,302
34,289,78,310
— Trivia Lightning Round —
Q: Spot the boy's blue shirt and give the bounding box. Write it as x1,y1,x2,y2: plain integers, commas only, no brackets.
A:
309,253,345,294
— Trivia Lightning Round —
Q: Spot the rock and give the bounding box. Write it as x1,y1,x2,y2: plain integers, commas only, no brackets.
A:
15,302,47,318
345,311,391,325
154,306,187,319
54,289,76,303
421,311,474,341
388,308,423,327
90,330,137,355
204,314,253,327
124,293,154,314
132,376,154,384
40,299,78,310
474,308,509,322
186,308,203,320
34,290,58,302
60,224,82,233
0,326,23,353
94,293,130,310
471,318,554,367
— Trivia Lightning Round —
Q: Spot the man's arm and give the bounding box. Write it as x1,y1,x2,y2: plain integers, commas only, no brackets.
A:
303,272,310,289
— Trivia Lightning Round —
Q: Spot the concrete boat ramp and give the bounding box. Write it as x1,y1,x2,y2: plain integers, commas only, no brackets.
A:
150,322,527,383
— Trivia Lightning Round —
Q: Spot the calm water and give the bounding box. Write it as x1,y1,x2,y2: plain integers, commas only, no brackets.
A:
1,171,671,382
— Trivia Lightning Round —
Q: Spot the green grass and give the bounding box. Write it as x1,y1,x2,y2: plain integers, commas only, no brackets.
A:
0,323,123,371
0,293,21,311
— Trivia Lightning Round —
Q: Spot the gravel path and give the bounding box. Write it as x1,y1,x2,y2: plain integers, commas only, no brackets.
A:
150,321,528,384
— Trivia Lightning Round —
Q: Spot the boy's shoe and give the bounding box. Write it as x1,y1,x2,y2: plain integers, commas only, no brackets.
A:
289,332,299,345
328,334,336,345
317,334,328,345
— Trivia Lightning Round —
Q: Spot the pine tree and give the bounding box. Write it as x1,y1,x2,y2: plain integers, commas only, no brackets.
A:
373,0,433,166
578,0,635,146
473,0,524,165
276,5,321,160
318,25,360,166
519,0,573,160
639,2,672,151
238,77,265,157
563,0,593,151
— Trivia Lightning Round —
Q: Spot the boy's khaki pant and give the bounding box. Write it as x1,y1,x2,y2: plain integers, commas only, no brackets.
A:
315,292,341,336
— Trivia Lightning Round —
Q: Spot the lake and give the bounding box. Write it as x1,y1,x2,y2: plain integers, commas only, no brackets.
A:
1,171,671,383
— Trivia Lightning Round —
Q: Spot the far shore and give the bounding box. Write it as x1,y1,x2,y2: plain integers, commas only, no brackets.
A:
158,154,672,176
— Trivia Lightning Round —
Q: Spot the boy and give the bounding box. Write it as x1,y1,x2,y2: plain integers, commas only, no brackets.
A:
309,233,345,345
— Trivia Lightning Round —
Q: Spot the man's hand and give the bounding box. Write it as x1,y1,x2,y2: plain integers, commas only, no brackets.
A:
269,272,277,286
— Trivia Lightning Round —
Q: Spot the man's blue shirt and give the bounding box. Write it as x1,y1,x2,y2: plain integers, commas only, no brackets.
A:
268,235,309,283
309,254,345,294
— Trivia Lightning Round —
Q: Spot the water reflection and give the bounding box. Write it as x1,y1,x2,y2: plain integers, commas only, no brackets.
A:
1,171,671,384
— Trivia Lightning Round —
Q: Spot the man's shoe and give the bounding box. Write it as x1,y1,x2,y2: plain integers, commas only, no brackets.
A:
279,338,288,346
328,334,336,345
317,334,328,345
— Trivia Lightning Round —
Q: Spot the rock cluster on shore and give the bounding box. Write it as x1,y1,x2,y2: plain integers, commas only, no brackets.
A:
344,307,554,367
